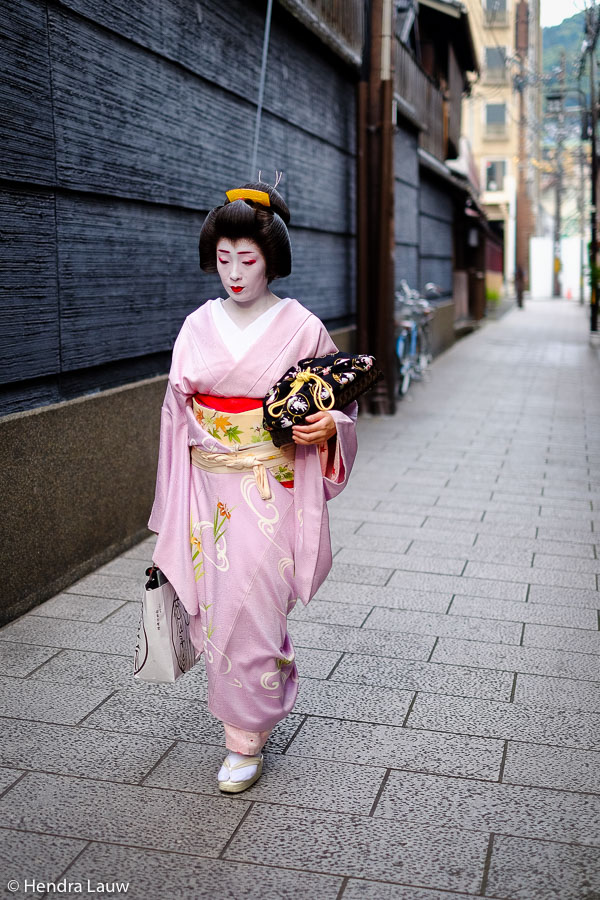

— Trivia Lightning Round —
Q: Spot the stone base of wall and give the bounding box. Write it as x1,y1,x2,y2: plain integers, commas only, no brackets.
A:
0,376,166,626
430,299,456,357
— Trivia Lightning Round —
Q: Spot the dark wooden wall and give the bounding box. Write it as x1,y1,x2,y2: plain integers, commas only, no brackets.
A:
418,174,454,295
394,124,420,291
1,0,357,415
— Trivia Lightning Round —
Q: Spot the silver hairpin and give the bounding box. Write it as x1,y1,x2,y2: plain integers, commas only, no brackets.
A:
258,170,263,183
274,169,282,188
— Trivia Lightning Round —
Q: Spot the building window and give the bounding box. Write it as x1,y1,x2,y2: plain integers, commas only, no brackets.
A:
484,46,508,82
483,0,507,26
486,160,506,191
485,103,507,137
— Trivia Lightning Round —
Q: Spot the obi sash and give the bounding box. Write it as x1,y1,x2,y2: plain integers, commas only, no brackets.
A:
191,396,295,498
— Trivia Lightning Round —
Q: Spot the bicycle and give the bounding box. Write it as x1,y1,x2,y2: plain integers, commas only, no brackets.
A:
394,281,436,396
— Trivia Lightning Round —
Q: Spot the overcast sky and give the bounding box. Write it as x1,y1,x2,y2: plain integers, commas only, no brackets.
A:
540,0,588,28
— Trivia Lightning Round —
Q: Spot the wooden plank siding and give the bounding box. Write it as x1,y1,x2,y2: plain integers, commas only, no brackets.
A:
393,125,420,292
419,175,455,294
1,0,357,414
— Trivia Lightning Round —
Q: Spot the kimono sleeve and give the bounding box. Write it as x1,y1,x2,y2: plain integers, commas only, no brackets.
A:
147,320,195,534
312,319,359,500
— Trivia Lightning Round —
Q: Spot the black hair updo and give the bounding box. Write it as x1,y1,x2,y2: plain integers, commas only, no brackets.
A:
199,181,292,282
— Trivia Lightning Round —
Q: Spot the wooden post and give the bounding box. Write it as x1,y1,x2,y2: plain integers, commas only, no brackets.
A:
356,0,395,413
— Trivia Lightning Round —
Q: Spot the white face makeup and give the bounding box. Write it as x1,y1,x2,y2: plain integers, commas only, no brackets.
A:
216,238,269,306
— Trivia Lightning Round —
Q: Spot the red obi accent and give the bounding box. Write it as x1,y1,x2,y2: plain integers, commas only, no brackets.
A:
194,393,263,413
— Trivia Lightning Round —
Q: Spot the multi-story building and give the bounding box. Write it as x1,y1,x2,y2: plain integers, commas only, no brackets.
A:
462,0,541,295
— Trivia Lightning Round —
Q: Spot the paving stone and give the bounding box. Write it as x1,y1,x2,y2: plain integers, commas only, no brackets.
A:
335,532,413,554
331,653,513,701
0,718,173,782
408,538,534,567
223,801,489,892
295,647,342,679
358,521,477,546
0,642,61,677
289,620,435,659
315,580,452,614
327,562,393,586
364,606,521,645
28,648,144,689
81,690,302,752
523,623,600,655
123,539,156,562
476,534,596,561
503,741,600,794
335,509,428,530
290,598,371,627
111,545,155,565
0,771,247,855
533,552,600,573
0,766,24,794
463,560,596,591
449,595,597,629
0,676,113,726
144,740,386,814
528,584,600,610
407,693,600,750
388,570,528,601
287,716,503,780
61,841,343,900
65,573,140,601
328,492,382,512
432,636,600,681
380,501,485,523
0,829,87,898
293,678,413,725
536,524,596,543
335,547,466,576
485,833,600,900
373,769,600,845
513,672,600,711
102,600,141,628
28,592,127,623
0,616,132,655
342,882,482,900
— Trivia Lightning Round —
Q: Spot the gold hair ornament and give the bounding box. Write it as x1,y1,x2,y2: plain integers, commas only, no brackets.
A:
226,188,271,206
267,369,335,419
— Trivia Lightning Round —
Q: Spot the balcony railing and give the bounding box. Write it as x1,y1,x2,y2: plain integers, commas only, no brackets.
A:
484,8,508,26
394,40,464,162
278,0,365,65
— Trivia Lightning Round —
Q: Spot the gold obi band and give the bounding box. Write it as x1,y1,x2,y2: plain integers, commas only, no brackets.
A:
191,400,295,501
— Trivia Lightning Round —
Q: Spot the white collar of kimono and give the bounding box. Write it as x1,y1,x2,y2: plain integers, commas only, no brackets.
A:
211,296,292,362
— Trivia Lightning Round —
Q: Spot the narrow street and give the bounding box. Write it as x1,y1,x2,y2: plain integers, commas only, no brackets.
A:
1,298,599,899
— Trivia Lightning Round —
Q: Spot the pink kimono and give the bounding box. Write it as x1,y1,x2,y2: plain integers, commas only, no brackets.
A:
148,298,358,752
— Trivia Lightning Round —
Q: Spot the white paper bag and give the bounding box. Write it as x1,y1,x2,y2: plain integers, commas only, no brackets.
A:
133,565,199,683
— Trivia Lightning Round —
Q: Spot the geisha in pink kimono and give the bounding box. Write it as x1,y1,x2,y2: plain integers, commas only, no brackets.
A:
148,181,358,793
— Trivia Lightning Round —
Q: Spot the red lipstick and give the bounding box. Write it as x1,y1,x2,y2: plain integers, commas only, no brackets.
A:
231,286,243,294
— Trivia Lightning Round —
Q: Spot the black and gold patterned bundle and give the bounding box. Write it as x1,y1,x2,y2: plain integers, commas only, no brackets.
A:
263,352,382,447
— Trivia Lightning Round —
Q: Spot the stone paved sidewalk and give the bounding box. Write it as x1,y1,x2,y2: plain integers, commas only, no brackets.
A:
1,298,600,900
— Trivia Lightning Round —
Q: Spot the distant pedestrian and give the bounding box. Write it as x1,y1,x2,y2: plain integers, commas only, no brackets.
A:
147,180,358,793
515,265,525,309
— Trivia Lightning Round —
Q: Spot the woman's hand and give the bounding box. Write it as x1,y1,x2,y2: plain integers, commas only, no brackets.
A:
292,411,337,445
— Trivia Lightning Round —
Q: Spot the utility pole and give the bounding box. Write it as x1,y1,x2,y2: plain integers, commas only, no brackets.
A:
552,53,566,298
515,1,531,295
583,4,600,331
580,143,586,305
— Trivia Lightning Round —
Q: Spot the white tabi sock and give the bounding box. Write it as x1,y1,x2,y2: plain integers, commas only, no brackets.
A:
217,751,259,783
